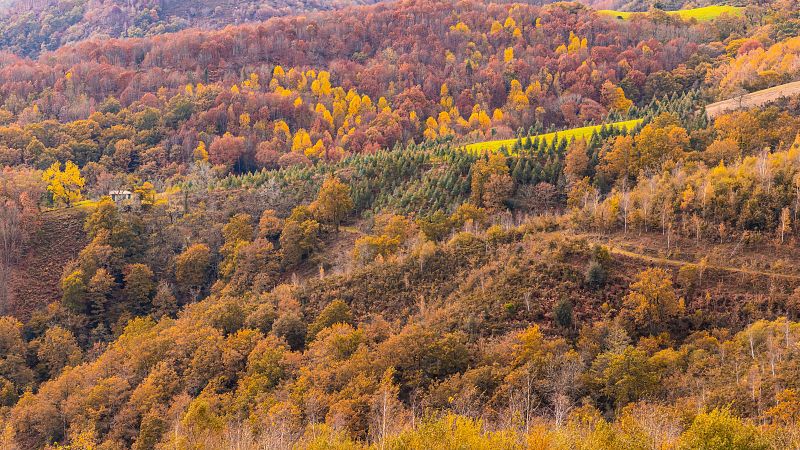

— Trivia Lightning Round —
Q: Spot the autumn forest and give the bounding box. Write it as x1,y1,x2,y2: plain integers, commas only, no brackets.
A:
2,0,800,448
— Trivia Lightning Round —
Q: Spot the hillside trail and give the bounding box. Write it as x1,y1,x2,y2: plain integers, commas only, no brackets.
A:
705,80,800,119
578,234,800,282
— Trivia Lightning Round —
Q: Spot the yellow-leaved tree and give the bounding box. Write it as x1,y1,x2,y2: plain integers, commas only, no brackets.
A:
134,181,157,207
621,268,683,334
42,161,84,206
504,47,514,63
291,129,312,154
601,81,633,113
193,141,209,161
311,176,353,231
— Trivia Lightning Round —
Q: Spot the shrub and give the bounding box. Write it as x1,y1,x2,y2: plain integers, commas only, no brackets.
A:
307,299,354,343
554,299,574,328
585,260,607,288
273,313,307,351
678,408,769,450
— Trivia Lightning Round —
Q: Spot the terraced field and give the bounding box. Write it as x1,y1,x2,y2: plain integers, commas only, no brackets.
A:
462,118,643,153
599,5,744,22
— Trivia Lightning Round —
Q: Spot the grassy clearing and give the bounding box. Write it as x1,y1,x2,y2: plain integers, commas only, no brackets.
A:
462,119,643,153
72,199,99,209
599,5,744,22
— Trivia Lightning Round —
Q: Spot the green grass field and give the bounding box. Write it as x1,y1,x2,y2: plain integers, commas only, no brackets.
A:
599,5,744,22
462,119,643,153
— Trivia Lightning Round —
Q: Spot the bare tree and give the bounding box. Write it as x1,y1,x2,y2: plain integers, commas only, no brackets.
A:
369,368,406,449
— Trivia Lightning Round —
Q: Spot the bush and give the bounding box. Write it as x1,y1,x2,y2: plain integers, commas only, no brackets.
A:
678,408,769,450
205,297,244,335
677,264,698,290
554,299,573,328
585,260,607,288
273,313,307,351
245,302,278,334
307,299,354,343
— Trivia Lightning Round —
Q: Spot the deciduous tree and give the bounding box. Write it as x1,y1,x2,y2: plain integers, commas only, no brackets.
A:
42,161,84,206
175,244,212,296
311,176,353,231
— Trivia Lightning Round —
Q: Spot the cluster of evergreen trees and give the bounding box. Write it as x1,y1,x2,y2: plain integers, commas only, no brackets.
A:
213,140,476,217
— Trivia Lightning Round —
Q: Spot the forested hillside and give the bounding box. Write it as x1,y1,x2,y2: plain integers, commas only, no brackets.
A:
0,0,722,171
4,0,800,448
0,0,386,58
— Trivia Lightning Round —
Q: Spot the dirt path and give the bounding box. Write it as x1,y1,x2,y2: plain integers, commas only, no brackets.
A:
706,80,800,119
603,244,800,282
561,231,800,282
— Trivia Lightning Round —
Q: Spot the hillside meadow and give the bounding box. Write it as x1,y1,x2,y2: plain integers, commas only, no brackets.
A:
462,119,643,153
599,5,744,22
